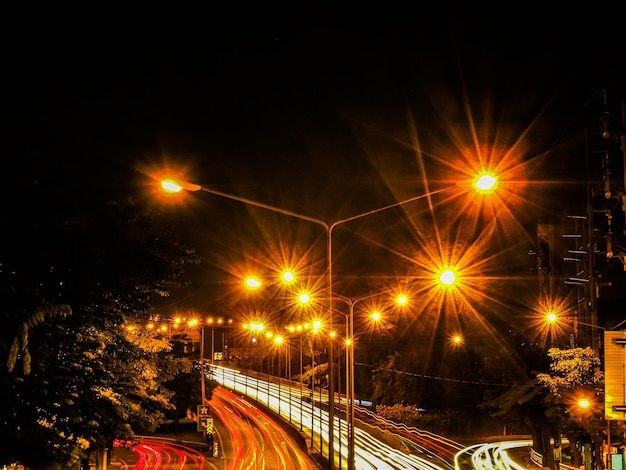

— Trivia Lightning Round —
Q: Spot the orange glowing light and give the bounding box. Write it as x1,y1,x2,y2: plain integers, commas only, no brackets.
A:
244,276,262,290
473,172,498,193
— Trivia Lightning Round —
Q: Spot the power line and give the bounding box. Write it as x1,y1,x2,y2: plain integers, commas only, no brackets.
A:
356,362,516,387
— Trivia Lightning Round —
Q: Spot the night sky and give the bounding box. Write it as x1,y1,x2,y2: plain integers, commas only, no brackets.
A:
5,6,626,331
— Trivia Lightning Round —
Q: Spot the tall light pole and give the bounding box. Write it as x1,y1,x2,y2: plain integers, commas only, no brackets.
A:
160,175,492,469
329,291,405,470
333,295,361,470
200,327,206,404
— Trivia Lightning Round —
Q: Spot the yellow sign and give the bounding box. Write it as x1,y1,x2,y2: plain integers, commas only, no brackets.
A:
199,416,213,433
604,331,626,420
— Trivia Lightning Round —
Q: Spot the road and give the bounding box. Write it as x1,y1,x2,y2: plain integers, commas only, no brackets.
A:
209,386,320,470
110,436,215,469
106,365,534,469
211,365,536,470
213,365,459,469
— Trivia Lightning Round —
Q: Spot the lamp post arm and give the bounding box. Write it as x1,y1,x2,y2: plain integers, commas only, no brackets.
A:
329,187,451,233
194,185,330,229
166,178,456,470
609,319,626,330
575,320,606,331
178,180,336,467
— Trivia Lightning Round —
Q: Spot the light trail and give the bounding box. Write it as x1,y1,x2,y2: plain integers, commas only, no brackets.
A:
211,365,452,470
213,366,534,469
455,440,532,470
115,437,207,469
211,386,317,469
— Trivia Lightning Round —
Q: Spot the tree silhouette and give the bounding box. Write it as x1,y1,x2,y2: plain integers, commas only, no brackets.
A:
1,177,198,469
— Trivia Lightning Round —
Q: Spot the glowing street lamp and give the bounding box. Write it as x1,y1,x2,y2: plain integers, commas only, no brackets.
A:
244,276,263,290
396,294,409,306
451,334,464,346
281,270,295,284
302,290,407,470
159,173,496,468
439,268,456,286
473,172,498,193
298,291,311,304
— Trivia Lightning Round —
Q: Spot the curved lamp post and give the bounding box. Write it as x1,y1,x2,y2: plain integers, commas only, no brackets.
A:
160,175,494,469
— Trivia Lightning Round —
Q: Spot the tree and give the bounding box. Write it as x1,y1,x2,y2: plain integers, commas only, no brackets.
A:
482,378,564,469
0,178,198,470
537,347,604,469
483,347,603,470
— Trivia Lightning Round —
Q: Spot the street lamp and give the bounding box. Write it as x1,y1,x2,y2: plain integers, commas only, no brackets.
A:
544,311,606,351
159,173,495,469
332,292,408,470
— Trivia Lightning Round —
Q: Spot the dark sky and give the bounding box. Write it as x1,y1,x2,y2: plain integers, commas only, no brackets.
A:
5,5,626,325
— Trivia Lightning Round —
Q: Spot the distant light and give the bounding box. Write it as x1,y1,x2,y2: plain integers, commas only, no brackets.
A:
546,311,558,323
370,311,382,322
245,276,262,290
578,398,591,409
249,322,264,331
396,295,408,306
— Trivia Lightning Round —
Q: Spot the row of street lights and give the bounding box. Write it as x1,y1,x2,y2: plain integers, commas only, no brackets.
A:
159,172,497,469
243,276,411,470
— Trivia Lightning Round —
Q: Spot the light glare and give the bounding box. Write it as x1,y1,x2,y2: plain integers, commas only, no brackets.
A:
439,269,456,286
245,276,262,290
474,173,497,193
161,179,183,193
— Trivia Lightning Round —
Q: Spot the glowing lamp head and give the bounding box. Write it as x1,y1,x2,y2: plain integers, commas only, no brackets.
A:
244,276,262,290
474,172,498,193
249,322,264,332
546,311,558,323
161,179,183,193
439,269,456,286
